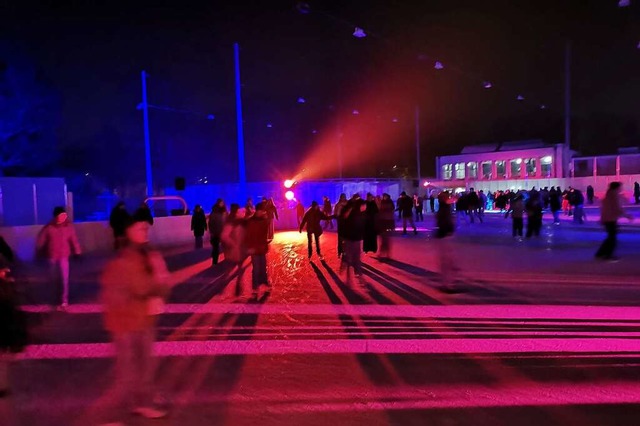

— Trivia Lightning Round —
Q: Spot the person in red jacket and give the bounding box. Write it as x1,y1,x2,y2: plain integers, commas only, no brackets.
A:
245,201,271,299
35,206,81,310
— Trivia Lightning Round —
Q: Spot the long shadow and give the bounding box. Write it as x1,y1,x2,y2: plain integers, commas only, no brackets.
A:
360,263,441,305
377,257,440,279
168,262,234,304
318,260,370,305
163,247,212,272
158,305,264,424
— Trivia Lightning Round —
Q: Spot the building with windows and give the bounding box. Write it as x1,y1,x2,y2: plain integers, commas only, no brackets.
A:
429,140,640,201
436,140,570,181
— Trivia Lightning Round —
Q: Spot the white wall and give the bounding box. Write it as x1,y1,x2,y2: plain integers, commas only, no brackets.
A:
1,208,301,262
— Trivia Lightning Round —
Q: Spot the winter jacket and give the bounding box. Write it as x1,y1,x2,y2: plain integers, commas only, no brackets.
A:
341,200,365,241
208,209,227,239
0,276,28,353
300,208,329,235
377,199,396,232
507,199,525,218
221,219,247,263
245,216,270,255
396,196,414,217
36,220,81,260
435,202,454,238
191,210,208,237
601,191,628,223
100,245,171,334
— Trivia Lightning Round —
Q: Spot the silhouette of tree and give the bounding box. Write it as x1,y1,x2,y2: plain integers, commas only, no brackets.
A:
0,42,59,175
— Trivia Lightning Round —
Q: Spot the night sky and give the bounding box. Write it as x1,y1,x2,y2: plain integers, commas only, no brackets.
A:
1,0,639,188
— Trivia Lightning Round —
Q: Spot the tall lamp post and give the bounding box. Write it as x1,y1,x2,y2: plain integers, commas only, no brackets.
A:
139,70,215,197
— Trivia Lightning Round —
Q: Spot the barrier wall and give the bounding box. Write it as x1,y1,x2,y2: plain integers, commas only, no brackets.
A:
0,208,300,262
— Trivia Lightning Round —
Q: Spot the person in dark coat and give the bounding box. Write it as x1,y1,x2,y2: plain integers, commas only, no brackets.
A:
435,191,458,291
134,203,154,225
549,187,562,224
586,185,595,205
634,182,640,204
363,193,379,253
0,236,14,264
525,191,543,238
109,202,130,250
396,191,417,235
191,204,208,249
377,193,395,258
208,199,227,265
341,194,365,281
299,201,331,259
0,267,28,398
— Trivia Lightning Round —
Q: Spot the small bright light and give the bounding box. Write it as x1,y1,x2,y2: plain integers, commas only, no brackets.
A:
353,27,367,38
540,104,546,110
352,109,360,115
434,61,444,70
311,129,317,134
266,123,273,128
284,179,295,189
423,181,430,187
392,165,397,169
84,172,90,176
392,117,399,123
483,81,492,89
285,191,295,201
206,114,215,120
542,156,553,164
297,97,306,104
515,158,522,164
517,95,525,101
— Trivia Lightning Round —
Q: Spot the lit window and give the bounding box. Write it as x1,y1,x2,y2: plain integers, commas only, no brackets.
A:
525,158,536,176
541,156,553,177
467,162,478,179
455,163,465,179
442,164,453,180
481,161,492,179
496,160,506,178
510,159,522,178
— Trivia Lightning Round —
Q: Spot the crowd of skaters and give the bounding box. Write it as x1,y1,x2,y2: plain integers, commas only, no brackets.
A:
0,180,635,423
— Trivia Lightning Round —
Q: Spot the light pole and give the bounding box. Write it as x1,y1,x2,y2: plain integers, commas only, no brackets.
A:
139,70,215,196
415,105,421,186
141,70,152,196
234,42,247,201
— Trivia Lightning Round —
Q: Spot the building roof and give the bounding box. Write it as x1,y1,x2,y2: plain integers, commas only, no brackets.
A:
460,139,552,154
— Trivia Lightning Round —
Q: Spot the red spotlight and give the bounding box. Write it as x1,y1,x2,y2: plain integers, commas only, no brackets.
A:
285,191,295,201
284,179,295,189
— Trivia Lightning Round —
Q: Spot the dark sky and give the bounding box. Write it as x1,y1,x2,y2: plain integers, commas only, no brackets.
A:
1,0,639,186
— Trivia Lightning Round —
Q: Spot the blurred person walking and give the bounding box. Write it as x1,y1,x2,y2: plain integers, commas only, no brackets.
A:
97,216,171,424
245,201,271,300
265,198,279,241
435,192,459,292
341,194,365,282
221,204,249,299
36,207,81,310
595,182,634,261
377,193,395,259
208,199,227,265
363,193,379,254
333,194,348,258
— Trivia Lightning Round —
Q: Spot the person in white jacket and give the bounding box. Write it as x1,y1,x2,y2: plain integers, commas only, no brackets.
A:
595,182,633,261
